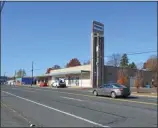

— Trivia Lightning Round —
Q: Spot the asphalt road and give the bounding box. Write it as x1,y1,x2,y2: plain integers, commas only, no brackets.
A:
1,85,157,127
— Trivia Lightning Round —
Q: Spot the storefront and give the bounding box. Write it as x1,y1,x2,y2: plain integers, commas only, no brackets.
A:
48,69,91,87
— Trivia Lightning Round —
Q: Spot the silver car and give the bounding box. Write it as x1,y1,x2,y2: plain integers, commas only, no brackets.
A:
93,83,131,98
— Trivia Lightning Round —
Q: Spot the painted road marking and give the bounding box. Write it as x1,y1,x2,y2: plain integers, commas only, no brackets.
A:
22,90,36,93
31,88,157,106
60,96,84,102
1,101,32,125
34,89,42,91
11,88,35,93
2,91,109,128
8,87,157,106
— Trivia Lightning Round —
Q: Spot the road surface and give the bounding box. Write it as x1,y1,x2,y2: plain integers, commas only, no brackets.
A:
1,85,157,127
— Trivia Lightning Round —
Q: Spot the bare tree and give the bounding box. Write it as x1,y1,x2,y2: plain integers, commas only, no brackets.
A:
46,68,53,74
136,62,144,70
52,65,61,70
144,55,157,71
134,70,144,92
45,65,61,74
83,60,90,65
16,69,26,78
106,53,121,67
154,72,158,87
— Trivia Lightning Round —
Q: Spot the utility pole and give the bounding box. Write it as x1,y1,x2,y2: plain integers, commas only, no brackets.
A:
4,72,6,84
0,1,6,13
14,70,16,86
31,61,34,86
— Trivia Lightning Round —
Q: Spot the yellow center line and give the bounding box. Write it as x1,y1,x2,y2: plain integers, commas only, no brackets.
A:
1,101,32,125
10,87,158,106
1,101,18,113
38,89,157,106
1,101,8,108
61,92,158,106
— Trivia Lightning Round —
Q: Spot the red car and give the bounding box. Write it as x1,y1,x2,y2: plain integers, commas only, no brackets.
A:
40,82,48,87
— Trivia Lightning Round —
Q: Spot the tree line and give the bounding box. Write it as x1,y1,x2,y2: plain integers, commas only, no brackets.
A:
15,53,157,83
46,53,157,73
116,54,157,89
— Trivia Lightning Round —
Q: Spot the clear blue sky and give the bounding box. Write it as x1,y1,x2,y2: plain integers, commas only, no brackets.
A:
1,2,157,76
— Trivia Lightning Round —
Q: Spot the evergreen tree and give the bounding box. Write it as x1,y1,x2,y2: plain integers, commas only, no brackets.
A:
128,62,137,69
120,54,129,67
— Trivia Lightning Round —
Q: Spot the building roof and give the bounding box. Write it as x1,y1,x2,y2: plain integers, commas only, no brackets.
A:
49,65,91,75
45,70,90,76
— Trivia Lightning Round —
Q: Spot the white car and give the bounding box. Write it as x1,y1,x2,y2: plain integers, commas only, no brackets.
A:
51,79,66,88
7,81,15,85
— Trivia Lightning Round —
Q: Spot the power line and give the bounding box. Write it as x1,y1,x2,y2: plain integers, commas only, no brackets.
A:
27,69,40,72
13,51,157,75
104,50,157,58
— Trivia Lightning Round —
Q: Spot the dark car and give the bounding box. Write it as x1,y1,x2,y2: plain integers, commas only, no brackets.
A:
93,83,131,98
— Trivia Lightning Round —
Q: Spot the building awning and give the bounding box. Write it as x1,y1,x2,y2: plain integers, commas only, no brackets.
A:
44,70,90,77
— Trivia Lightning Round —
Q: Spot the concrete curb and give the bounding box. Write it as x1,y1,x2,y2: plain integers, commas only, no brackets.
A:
131,94,157,98
131,92,157,98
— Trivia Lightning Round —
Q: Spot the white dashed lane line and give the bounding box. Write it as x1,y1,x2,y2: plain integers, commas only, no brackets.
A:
60,96,84,102
2,91,109,128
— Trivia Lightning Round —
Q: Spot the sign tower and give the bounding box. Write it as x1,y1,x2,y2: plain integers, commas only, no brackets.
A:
91,21,104,88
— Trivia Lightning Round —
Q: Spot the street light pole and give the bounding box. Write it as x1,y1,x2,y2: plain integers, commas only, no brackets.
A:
31,61,34,86
14,70,16,86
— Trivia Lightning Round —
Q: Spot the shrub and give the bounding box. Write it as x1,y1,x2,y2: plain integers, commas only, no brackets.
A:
117,68,128,87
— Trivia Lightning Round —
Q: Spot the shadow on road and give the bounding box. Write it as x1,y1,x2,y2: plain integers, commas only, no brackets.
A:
98,95,139,99
124,96,139,99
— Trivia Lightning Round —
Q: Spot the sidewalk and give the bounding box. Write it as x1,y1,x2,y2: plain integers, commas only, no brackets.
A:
67,86,93,90
131,92,157,98
67,87,157,98
19,84,51,88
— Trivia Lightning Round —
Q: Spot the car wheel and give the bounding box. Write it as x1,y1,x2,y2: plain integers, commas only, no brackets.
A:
111,92,116,98
93,90,98,96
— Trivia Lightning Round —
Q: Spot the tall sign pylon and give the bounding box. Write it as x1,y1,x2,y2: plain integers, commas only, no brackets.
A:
91,21,104,88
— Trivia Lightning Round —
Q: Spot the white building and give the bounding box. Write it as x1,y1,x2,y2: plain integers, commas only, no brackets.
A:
46,65,91,88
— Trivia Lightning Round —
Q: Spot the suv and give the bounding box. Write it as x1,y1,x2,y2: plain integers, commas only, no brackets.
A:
51,79,66,88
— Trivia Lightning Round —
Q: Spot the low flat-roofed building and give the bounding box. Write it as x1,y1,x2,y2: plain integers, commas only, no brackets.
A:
47,65,91,87
45,64,155,88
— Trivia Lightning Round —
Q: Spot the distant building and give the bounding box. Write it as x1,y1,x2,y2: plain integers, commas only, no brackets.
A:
43,65,155,88
0,76,8,84
13,65,154,87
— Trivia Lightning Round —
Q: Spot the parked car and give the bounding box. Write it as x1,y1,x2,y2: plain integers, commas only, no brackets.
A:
51,79,66,88
40,82,48,87
93,83,131,98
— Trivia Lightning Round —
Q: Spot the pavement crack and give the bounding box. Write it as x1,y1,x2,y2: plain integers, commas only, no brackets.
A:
1,101,43,127
105,118,127,125
51,99,127,119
